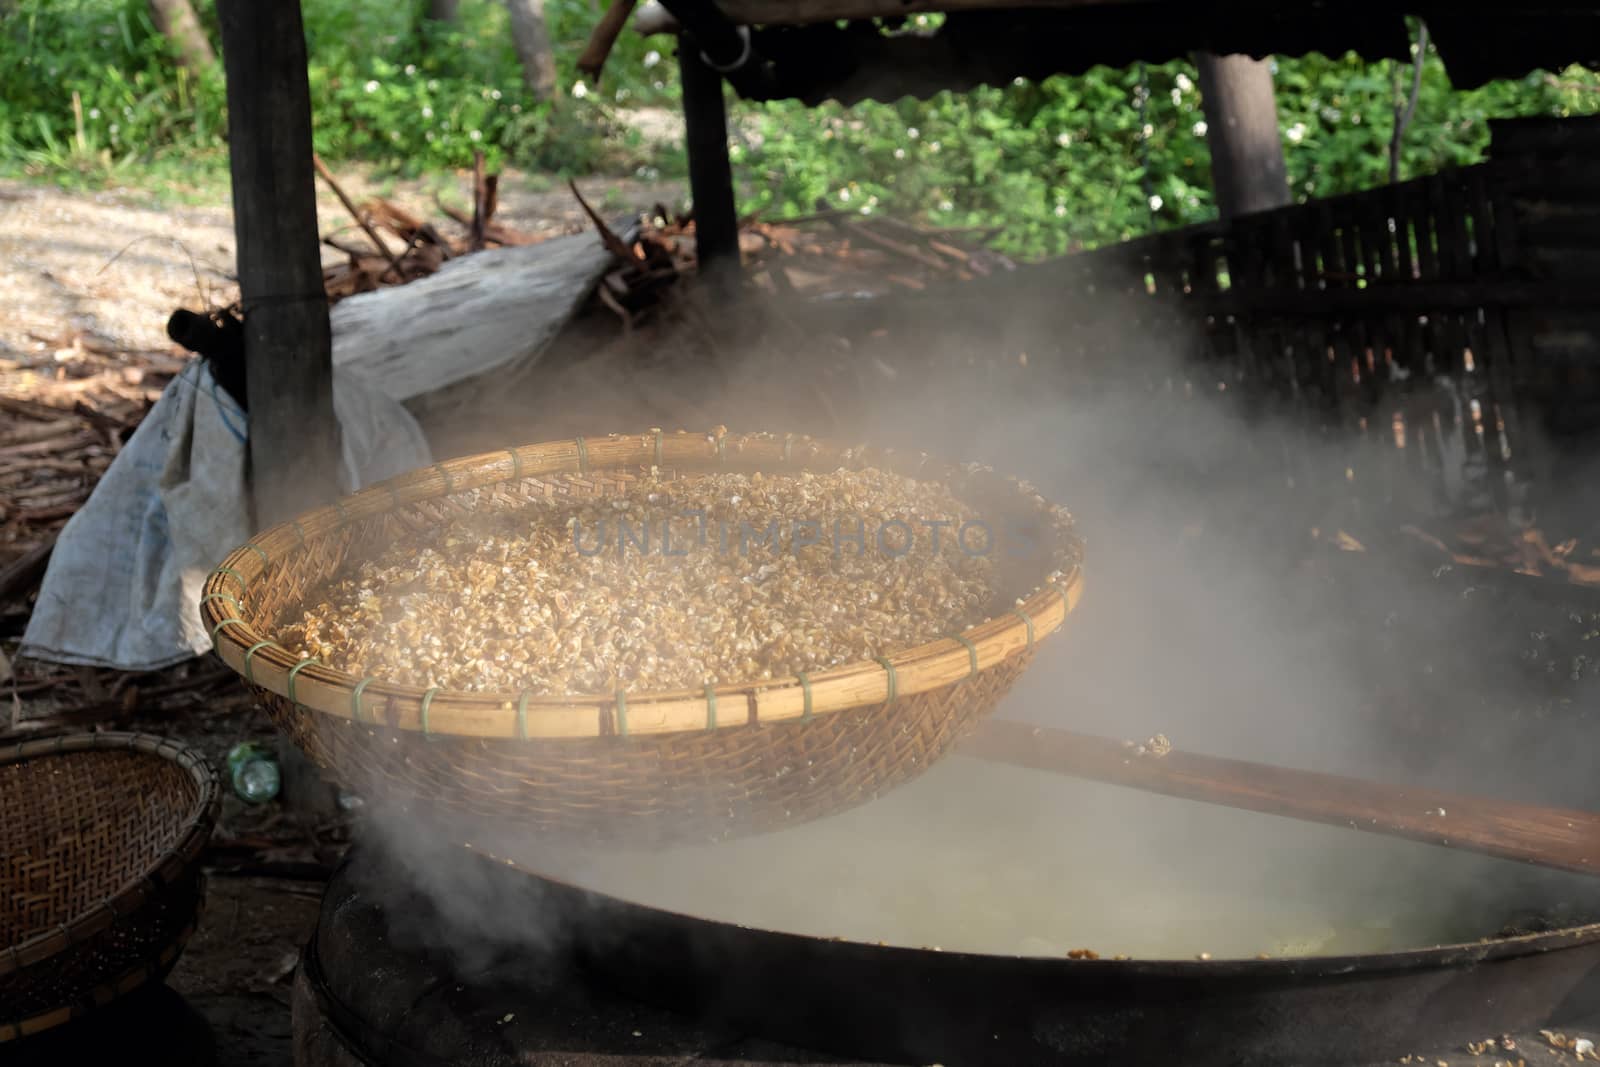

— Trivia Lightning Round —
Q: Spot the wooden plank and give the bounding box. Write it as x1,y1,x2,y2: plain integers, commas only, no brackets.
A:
1276,212,1305,290
216,0,340,525
1489,170,1526,272
1526,247,1600,279
1227,215,1266,289
1489,114,1600,160
1512,198,1600,247
1394,184,1419,282
1187,234,1220,295
1312,199,1343,289
1355,194,1391,284
961,720,1600,877
1192,280,1600,317
329,226,631,424
1466,316,1514,510
1465,168,1496,275
1337,204,1363,290
1445,174,1476,279
1483,309,1534,504
1414,179,1441,281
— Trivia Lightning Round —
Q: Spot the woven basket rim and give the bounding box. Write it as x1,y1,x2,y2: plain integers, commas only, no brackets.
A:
0,915,202,1043
202,430,1084,741
0,731,221,981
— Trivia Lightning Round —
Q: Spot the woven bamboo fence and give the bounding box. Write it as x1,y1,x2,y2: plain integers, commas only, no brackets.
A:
1045,116,1600,524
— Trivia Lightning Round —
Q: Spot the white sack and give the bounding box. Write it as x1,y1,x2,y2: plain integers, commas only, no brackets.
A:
21,362,430,672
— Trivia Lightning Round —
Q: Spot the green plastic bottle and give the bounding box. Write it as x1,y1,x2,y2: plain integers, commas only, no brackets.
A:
226,741,281,804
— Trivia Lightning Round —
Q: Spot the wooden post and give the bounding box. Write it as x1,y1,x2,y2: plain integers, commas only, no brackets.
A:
679,37,741,281
216,0,341,816
1194,52,1292,219
215,0,340,528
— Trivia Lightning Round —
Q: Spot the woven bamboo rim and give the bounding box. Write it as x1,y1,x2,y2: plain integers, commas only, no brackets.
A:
1,915,202,1043
0,733,219,981
202,430,1083,741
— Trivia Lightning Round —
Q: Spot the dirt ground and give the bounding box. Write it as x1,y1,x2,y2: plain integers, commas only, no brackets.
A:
0,169,681,356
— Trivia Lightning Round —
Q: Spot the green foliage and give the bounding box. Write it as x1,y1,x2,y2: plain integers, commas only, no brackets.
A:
0,0,662,181
729,44,1600,257
732,65,1218,256
1269,50,1589,202
1,1,1597,256
0,0,227,182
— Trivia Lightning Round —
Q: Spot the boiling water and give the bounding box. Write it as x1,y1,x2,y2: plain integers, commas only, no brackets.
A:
501,756,1587,960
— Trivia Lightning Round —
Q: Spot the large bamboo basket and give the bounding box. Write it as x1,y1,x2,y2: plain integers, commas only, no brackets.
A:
1,733,220,1043
202,431,1084,843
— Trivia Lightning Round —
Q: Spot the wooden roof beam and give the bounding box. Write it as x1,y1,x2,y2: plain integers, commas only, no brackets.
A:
637,0,1150,29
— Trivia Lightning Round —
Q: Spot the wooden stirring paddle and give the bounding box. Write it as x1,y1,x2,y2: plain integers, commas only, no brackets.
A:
961,720,1600,877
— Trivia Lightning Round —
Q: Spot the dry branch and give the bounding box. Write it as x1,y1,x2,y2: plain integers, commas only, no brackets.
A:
313,154,406,280
577,0,640,80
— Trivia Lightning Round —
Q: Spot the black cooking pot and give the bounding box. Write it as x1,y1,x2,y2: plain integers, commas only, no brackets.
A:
304,842,1600,1067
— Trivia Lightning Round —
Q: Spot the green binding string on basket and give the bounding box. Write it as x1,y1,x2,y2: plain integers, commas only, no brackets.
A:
714,433,726,465
420,688,440,736
334,499,351,524
287,657,320,705
796,671,813,720
350,677,376,723
508,448,524,482
614,689,629,736
704,684,717,731
952,633,980,678
1012,607,1036,649
202,591,243,617
875,657,898,706
243,640,279,685
653,429,664,468
242,543,268,567
435,464,455,495
386,481,403,510
208,614,244,646
516,691,531,740
291,520,308,546
212,566,247,592
575,436,590,473
782,433,795,465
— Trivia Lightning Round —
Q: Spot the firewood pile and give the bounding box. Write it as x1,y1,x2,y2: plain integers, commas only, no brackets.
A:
0,331,206,735
1401,516,1600,587
0,332,177,592
596,201,1018,318
315,153,544,305
1312,514,1600,590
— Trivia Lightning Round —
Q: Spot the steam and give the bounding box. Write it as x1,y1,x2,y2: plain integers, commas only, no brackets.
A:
351,256,1599,964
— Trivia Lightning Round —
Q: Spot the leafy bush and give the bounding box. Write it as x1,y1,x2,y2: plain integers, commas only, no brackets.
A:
0,0,656,179
0,0,227,179
1,1,1597,253
720,47,1600,256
